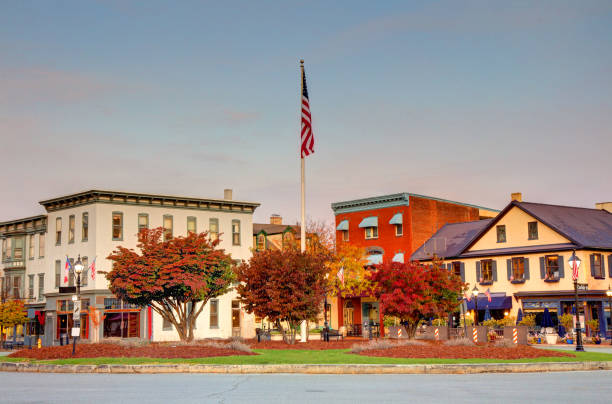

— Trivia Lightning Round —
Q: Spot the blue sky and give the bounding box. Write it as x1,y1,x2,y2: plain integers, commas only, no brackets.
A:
1,0,611,224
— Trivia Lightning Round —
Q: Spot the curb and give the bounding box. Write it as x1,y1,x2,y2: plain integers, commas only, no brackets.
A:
2,361,612,374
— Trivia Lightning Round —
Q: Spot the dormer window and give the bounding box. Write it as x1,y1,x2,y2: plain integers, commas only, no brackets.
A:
256,234,266,251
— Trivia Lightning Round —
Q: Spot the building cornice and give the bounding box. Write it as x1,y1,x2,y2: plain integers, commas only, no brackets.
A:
0,215,47,236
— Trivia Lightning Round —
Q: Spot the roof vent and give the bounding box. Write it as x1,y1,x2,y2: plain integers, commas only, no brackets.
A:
224,189,233,200
511,192,522,202
595,202,612,213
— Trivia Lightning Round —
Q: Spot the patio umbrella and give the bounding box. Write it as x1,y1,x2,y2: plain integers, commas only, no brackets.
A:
516,308,523,325
484,307,492,321
571,305,576,315
598,305,606,337
542,308,554,328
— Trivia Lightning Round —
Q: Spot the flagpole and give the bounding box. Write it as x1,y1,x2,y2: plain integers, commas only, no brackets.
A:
299,59,307,343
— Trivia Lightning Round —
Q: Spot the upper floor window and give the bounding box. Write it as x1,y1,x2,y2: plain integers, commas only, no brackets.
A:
187,217,197,234
13,237,23,259
480,259,493,283
28,234,35,259
112,212,123,240
54,260,61,288
256,234,265,251
496,225,506,243
38,274,44,301
82,212,89,241
209,218,219,241
365,227,378,239
38,234,45,258
28,274,34,299
55,217,62,245
591,253,604,279
232,220,241,245
395,224,403,237
1,238,7,260
68,215,75,243
512,257,525,281
342,230,349,242
451,261,462,278
528,221,538,240
138,213,149,232
163,215,173,241
545,255,559,279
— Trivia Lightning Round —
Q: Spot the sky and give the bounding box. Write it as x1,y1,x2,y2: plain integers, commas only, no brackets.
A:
1,0,611,224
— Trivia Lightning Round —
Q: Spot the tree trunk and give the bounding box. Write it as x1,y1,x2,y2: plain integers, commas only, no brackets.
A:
405,320,418,339
276,319,289,344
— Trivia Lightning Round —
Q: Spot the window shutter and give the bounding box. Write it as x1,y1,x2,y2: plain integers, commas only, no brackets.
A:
446,263,452,271
507,259,512,280
558,255,565,278
590,254,596,277
460,262,465,282
492,260,498,282
608,255,612,278
602,256,606,278
539,257,546,279
524,257,530,280
476,261,481,281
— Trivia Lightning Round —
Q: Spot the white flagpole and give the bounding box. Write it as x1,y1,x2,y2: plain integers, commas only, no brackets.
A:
299,59,307,342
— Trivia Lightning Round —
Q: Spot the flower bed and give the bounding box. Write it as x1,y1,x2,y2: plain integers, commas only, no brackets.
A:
247,339,357,350
8,342,255,360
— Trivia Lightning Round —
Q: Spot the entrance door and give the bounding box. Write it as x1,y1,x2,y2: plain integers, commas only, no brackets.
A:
231,300,241,337
343,301,354,328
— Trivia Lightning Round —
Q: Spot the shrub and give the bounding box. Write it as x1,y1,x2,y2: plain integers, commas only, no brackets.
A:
560,314,574,331
495,339,517,348
203,340,253,353
519,314,536,327
350,339,425,353
444,338,474,346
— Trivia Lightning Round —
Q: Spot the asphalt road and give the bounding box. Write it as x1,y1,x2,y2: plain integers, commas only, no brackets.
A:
2,371,611,404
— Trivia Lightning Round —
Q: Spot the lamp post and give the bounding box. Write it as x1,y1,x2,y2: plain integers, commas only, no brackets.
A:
569,251,584,352
606,285,612,345
472,285,480,326
72,255,84,355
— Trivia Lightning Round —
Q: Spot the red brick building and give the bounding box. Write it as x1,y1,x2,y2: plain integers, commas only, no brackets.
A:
330,193,498,336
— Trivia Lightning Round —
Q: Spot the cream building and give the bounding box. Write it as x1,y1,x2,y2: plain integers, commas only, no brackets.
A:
0,189,259,345
411,194,612,337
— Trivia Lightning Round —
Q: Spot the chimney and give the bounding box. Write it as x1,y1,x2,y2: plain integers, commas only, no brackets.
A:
224,189,233,200
596,202,612,213
511,192,522,202
270,214,282,225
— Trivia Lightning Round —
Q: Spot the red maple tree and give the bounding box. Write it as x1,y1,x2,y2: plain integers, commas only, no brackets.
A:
235,247,330,344
369,260,464,338
107,228,235,342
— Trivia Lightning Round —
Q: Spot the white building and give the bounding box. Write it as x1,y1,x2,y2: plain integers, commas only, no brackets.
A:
0,189,259,345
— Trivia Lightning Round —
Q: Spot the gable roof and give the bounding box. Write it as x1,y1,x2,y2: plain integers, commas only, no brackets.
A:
253,223,298,236
410,219,492,261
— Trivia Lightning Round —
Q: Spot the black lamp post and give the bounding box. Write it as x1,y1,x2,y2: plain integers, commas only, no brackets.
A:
472,285,480,326
606,285,612,345
72,255,84,356
569,251,584,352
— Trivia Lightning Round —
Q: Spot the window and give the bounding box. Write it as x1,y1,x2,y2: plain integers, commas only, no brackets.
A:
29,234,35,259
395,224,403,237
452,262,462,278
112,212,123,240
163,215,173,241
365,227,378,239
545,255,559,279
187,217,197,234
232,300,240,328
12,276,21,299
512,257,525,281
481,259,493,282
592,253,604,278
210,299,219,328
342,230,349,242
68,215,75,243
13,237,23,259
28,275,34,299
137,213,149,232
232,220,241,245
38,234,45,258
55,260,61,288
527,221,538,240
209,218,219,241
256,234,265,251
38,274,44,301
1,238,6,260
82,212,89,241
496,225,506,243
56,217,62,245
81,257,88,286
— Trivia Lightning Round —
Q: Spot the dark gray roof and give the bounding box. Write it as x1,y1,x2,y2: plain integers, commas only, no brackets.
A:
515,202,612,249
410,219,492,261
460,243,576,258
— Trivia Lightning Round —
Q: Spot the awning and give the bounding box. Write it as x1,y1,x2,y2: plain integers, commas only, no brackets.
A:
366,254,383,265
465,294,512,311
359,216,378,228
389,213,403,225
392,253,404,263
336,220,349,231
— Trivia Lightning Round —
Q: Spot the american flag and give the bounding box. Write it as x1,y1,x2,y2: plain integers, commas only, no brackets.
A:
337,266,344,286
571,254,579,281
90,257,96,280
485,288,492,302
64,256,72,284
300,62,314,158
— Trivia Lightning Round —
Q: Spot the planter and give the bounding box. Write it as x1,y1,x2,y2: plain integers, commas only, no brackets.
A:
567,339,573,344
503,326,528,345
545,334,558,345
424,326,449,340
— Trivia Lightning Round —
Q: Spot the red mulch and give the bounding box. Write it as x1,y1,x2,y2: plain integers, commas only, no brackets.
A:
8,343,255,360
357,341,576,360
247,339,357,350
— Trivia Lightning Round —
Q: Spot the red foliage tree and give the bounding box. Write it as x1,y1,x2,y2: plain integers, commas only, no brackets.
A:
369,260,464,338
107,228,235,342
235,247,330,344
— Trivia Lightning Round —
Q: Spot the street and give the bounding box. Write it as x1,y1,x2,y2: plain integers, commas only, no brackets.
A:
1,371,611,404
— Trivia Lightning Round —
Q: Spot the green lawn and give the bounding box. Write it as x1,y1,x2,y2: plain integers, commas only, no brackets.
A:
4,349,612,366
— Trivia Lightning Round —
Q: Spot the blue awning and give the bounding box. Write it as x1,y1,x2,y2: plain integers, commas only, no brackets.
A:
389,213,403,225
336,220,349,231
392,253,404,263
465,294,512,311
366,254,383,265
359,216,378,228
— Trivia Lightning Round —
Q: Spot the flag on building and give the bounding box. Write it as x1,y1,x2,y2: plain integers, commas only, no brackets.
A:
300,63,314,158
90,257,96,280
337,266,344,286
572,258,579,281
64,255,72,284
485,288,492,303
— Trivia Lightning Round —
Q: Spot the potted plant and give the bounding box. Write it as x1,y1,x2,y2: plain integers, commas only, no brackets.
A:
586,319,599,340
592,334,602,345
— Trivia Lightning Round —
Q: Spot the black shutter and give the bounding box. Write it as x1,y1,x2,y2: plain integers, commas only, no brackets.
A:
608,255,612,278
558,255,564,278
492,260,498,282
446,263,452,271
476,261,481,281
524,257,530,280
539,257,546,279
590,254,596,277
507,258,512,280
460,262,465,282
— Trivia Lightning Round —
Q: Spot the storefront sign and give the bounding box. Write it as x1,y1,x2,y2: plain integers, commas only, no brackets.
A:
71,327,80,337
523,301,559,309
577,283,588,291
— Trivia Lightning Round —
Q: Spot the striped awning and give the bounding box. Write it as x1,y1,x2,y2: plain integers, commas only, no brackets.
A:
336,220,349,231
392,253,404,263
366,254,383,265
389,213,403,225
359,216,378,228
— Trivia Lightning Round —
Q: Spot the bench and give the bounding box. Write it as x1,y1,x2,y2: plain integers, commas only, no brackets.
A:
324,328,343,341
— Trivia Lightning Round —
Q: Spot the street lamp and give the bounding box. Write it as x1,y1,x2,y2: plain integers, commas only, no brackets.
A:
472,285,480,326
606,285,612,345
72,255,84,355
569,251,584,352
323,273,329,342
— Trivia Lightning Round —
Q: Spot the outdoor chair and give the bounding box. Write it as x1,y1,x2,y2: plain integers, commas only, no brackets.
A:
326,329,343,341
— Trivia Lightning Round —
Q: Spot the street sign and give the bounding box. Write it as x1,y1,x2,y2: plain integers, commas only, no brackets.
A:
577,283,588,291
71,327,80,337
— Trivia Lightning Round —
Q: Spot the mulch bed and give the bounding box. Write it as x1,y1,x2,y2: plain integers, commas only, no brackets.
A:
357,341,576,360
247,339,357,350
8,343,254,360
